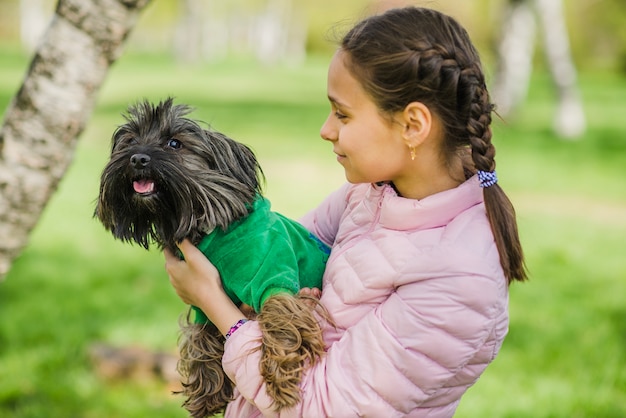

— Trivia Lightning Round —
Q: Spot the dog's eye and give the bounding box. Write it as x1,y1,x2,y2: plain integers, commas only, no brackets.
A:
167,139,182,149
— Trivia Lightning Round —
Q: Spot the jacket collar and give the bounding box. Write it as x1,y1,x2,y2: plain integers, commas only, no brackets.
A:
365,175,483,231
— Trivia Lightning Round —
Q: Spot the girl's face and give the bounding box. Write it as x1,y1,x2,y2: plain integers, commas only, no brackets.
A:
320,50,410,186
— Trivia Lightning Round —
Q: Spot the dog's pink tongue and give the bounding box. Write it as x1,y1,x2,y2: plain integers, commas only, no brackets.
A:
133,179,155,194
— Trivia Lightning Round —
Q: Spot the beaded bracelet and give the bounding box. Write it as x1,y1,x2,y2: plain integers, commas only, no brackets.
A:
225,318,249,340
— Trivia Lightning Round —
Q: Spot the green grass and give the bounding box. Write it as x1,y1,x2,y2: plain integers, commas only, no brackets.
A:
1,48,625,417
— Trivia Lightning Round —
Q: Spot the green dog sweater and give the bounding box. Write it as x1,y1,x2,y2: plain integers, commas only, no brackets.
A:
192,197,330,323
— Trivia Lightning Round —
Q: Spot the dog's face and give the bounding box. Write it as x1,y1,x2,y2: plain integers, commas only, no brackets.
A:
95,98,262,251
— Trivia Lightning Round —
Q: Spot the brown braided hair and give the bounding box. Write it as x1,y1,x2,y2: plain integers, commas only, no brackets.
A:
340,7,527,283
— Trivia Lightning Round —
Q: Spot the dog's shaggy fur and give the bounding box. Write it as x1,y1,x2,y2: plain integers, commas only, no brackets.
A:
95,98,327,417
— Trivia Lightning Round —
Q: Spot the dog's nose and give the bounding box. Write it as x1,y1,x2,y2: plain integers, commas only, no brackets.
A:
130,153,151,169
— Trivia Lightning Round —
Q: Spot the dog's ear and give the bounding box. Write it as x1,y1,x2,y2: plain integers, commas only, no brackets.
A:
230,139,265,195
205,130,265,195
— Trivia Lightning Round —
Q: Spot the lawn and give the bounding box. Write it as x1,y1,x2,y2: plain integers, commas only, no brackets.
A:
1,46,625,417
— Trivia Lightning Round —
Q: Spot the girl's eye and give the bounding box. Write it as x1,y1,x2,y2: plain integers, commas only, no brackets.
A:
335,111,347,120
167,138,182,149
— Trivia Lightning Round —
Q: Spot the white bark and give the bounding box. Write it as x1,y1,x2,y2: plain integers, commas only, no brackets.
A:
174,0,206,63
491,0,586,139
173,0,307,65
491,0,536,117
255,0,306,65
19,0,50,51
535,0,586,139
0,0,151,279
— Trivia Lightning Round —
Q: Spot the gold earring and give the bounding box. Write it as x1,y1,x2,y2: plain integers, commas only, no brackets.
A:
409,146,416,161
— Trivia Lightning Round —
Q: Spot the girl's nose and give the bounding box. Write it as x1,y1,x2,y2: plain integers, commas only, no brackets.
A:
320,114,336,142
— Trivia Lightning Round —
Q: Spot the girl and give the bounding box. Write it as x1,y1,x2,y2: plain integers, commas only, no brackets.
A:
165,6,527,418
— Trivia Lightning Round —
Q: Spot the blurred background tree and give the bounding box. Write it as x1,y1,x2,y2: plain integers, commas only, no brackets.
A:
1,0,625,72
491,0,586,140
0,0,151,278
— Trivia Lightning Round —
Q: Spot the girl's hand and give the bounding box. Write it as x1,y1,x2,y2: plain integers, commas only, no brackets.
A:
298,287,322,309
163,239,246,336
299,287,322,300
164,239,221,307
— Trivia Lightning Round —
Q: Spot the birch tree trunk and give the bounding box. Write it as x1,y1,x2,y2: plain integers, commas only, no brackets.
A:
174,0,206,63
534,0,586,139
491,0,585,139
19,0,50,51
491,0,536,118
0,0,151,279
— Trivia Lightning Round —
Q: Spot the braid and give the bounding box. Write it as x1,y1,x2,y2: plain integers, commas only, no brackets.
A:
466,75,496,172
463,68,527,282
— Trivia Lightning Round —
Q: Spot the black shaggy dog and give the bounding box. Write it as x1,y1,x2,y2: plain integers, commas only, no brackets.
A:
95,98,329,417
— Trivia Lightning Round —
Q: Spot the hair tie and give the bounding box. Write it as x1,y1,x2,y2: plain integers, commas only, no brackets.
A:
477,170,498,188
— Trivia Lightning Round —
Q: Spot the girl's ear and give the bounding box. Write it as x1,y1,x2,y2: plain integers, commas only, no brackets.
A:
401,102,432,148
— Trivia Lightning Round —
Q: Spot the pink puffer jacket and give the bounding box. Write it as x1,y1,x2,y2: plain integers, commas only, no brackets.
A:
223,177,510,417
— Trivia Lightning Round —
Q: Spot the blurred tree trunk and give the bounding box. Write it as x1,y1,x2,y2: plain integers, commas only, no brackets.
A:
19,0,50,51
174,0,307,65
174,0,206,63
491,0,536,119
0,0,151,279
491,0,585,139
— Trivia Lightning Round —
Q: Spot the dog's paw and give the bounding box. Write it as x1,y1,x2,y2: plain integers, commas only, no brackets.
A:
257,293,326,410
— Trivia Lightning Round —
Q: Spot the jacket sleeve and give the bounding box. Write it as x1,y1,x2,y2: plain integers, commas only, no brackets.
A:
308,272,507,416
222,265,508,417
298,183,350,248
